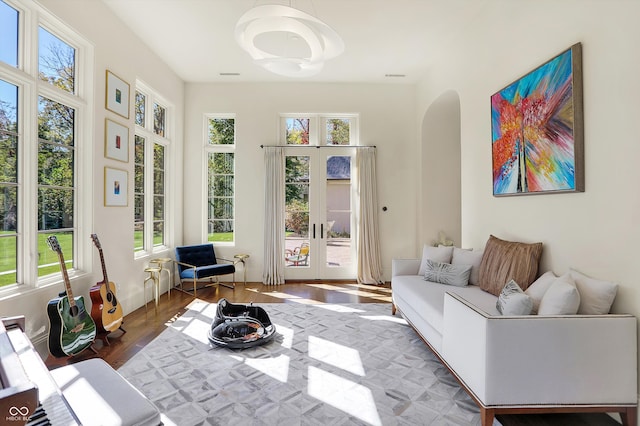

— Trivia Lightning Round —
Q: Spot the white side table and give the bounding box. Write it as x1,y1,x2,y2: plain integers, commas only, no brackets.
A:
234,254,249,285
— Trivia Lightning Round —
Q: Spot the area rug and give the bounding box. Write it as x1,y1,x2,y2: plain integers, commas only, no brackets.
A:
118,301,501,426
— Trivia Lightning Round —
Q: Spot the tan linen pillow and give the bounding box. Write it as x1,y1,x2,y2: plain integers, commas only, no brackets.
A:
477,235,543,296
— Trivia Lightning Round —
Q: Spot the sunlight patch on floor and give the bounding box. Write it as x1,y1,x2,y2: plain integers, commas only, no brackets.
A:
275,324,294,349
245,289,303,300
309,335,365,376
171,315,210,345
345,283,393,294
288,298,326,305
360,315,407,325
307,366,381,426
245,354,290,383
305,283,392,302
313,304,366,313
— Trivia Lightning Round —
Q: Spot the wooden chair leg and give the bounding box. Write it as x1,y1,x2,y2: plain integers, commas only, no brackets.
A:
480,407,495,426
621,407,637,426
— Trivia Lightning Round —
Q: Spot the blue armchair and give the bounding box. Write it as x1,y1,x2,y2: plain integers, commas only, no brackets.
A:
174,244,235,297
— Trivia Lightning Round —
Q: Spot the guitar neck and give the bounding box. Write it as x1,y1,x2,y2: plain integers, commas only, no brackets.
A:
56,251,76,308
98,248,112,291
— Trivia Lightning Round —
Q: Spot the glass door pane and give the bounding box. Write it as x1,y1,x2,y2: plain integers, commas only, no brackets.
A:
325,155,352,269
285,155,310,268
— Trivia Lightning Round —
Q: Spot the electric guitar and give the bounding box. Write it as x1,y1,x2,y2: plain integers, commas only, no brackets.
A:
46,235,97,357
89,234,124,333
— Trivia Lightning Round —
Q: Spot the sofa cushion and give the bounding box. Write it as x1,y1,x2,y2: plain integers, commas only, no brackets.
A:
424,259,472,287
451,248,484,285
496,279,533,315
392,276,501,337
525,271,557,313
569,269,618,314
418,245,454,276
537,274,580,315
477,235,543,296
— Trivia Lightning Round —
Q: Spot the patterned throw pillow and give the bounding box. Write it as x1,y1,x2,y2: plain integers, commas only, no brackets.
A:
423,259,472,287
496,279,533,315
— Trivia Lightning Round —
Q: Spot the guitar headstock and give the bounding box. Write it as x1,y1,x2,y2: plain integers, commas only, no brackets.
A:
46,235,61,253
90,234,102,250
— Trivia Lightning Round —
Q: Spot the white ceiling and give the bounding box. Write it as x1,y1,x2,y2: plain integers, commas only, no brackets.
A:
101,0,485,84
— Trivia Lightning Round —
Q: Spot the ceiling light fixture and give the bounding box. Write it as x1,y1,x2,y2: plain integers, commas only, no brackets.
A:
235,4,344,78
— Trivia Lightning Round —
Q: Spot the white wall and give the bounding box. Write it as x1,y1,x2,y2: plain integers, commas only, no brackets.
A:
183,82,417,281
416,0,640,408
0,0,184,341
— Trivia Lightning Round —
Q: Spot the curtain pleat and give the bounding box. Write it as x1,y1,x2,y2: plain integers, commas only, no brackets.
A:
356,147,384,284
263,147,285,285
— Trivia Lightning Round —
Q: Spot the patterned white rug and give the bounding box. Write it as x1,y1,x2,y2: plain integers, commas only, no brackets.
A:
118,300,501,426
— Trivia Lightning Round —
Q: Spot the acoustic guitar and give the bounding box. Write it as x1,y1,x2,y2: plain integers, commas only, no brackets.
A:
89,234,124,333
46,235,97,357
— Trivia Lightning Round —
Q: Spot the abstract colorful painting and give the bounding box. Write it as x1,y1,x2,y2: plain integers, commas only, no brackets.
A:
491,43,584,196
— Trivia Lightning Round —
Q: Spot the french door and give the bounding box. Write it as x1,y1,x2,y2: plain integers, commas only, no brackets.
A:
284,147,356,280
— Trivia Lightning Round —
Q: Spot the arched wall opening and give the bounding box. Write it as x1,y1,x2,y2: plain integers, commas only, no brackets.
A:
418,90,462,247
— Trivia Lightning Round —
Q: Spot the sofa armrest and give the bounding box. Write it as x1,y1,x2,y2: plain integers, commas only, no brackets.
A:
442,292,637,407
391,258,420,277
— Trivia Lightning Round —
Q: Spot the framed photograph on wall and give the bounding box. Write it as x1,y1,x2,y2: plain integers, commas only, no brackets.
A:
105,118,129,162
491,42,584,196
105,70,130,119
104,167,128,207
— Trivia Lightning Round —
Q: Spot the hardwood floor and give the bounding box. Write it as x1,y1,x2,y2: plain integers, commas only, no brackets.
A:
45,282,620,426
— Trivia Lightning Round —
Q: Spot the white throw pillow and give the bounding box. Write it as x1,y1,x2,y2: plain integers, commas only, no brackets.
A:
524,271,557,314
418,244,454,276
569,269,618,315
496,279,533,315
537,274,580,315
451,248,484,286
423,259,472,287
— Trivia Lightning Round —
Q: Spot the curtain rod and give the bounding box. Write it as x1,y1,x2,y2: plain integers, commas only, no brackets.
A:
259,144,376,148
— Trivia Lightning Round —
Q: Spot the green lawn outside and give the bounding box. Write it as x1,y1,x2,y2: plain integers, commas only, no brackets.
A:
209,232,233,242
0,232,73,287
1,231,234,287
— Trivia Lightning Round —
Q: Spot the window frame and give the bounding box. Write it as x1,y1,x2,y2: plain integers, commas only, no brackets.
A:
280,114,359,146
204,113,235,245
0,0,94,295
134,80,172,257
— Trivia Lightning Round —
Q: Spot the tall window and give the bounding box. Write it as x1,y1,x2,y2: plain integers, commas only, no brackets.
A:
206,116,235,243
133,135,145,251
0,79,18,286
0,0,92,289
134,83,170,254
153,144,165,246
37,96,75,276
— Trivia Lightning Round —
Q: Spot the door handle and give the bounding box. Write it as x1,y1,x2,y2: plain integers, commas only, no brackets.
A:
321,223,324,239
313,223,316,239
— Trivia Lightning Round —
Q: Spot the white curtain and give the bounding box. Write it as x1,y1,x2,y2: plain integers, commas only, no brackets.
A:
356,147,384,284
263,147,285,285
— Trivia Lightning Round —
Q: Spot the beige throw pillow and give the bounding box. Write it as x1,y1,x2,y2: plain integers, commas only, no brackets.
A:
477,235,543,296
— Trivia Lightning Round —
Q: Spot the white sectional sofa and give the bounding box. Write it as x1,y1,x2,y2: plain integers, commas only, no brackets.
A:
391,237,638,426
